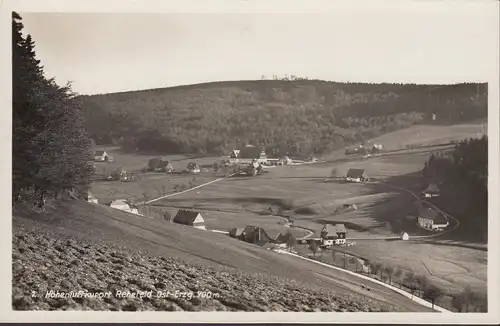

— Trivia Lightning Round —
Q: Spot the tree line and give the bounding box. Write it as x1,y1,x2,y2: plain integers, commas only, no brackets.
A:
299,240,486,312
423,136,488,241
79,79,487,157
12,12,92,208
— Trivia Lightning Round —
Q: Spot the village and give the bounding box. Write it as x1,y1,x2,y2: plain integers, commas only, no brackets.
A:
86,141,453,264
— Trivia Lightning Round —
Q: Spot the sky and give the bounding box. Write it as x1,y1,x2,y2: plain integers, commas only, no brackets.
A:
18,6,497,95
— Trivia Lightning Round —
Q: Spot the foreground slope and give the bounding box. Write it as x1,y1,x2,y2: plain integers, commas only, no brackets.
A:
12,200,432,312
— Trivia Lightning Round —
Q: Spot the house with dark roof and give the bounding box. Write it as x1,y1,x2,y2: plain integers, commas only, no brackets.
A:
172,210,206,230
417,206,449,230
320,223,347,246
345,169,369,183
422,183,440,198
241,225,272,246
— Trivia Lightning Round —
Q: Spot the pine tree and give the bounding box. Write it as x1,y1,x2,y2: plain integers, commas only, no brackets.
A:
12,12,92,206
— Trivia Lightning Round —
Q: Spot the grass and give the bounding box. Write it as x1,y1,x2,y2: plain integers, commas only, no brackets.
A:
90,146,223,204
13,200,431,312
86,123,487,311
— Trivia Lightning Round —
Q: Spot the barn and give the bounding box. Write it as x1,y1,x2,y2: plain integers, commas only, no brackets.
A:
172,210,206,230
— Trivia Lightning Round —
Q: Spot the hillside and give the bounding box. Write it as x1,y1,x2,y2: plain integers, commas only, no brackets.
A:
79,80,487,156
12,200,432,312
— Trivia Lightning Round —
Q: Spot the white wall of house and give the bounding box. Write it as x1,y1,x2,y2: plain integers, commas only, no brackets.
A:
431,222,449,230
418,217,433,229
193,214,204,224
323,239,334,246
335,238,346,245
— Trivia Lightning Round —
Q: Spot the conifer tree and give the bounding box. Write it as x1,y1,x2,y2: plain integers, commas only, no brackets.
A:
12,12,92,206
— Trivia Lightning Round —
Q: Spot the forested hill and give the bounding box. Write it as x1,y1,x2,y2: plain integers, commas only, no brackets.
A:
79,80,487,156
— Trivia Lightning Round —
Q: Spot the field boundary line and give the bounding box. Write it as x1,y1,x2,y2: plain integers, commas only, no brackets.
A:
141,173,237,205
274,249,451,313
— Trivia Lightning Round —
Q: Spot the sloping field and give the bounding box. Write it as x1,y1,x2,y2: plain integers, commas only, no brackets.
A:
368,123,487,150
12,200,432,312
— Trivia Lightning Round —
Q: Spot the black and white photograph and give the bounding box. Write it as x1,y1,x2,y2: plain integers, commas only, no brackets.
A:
2,0,499,323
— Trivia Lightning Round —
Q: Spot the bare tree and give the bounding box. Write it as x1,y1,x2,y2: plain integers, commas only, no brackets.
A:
309,241,318,260
451,291,467,312
384,266,395,285
394,268,403,288
285,231,297,252
371,263,382,279
423,284,444,309
142,192,149,217
415,275,430,297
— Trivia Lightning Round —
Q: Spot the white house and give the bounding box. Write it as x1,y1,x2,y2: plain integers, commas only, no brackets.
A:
109,199,139,215
417,207,449,231
321,224,347,246
401,232,409,241
94,150,110,162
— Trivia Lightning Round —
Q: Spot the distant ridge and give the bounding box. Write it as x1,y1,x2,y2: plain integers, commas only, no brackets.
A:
79,80,487,157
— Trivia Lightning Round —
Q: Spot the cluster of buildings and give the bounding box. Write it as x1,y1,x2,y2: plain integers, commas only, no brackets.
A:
228,145,291,167
345,143,384,156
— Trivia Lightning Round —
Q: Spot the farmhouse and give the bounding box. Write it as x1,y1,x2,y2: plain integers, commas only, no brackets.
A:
417,206,449,231
422,183,440,198
109,199,139,215
320,224,347,246
241,225,272,246
172,210,206,230
239,145,268,164
345,168,369,183
186,162,201,174
94,150,110,162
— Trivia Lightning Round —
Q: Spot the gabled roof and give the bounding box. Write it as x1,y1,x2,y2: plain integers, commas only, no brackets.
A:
173,210,203,225
418,207,446,223
95,150,106,156
322,223,347,235
346,168,366,178
423,183,440,193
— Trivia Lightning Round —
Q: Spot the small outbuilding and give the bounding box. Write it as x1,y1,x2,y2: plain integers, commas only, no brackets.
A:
94,150,109,162
172,210,206,230
422,183,440,198
401,232,410,241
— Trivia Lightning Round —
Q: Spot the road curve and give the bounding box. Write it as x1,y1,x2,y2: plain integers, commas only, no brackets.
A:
275,249,451,312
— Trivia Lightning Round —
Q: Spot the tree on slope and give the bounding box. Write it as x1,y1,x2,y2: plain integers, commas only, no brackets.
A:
12,12,92,206
423,284,444,309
